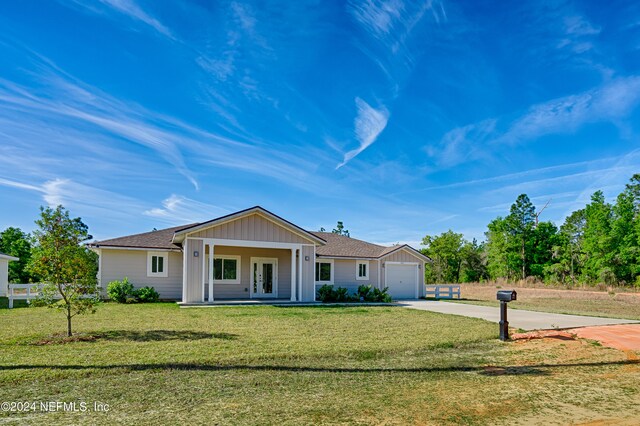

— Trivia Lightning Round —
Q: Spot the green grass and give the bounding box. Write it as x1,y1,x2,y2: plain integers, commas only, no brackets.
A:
445,285,640,320
1,302,638,425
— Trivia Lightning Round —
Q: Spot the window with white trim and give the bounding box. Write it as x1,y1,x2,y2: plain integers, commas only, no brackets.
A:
315,260,333,283
356,260,369,280
209,255,241,284
147,252,168,277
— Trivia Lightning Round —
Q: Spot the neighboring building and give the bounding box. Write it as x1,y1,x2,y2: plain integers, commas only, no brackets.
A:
89,207,430,303
0,252,19,297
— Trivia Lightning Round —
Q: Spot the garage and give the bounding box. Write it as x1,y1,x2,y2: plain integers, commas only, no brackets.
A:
385,263,418,299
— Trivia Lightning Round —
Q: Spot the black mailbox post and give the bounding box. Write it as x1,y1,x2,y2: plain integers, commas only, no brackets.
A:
496,290,517,341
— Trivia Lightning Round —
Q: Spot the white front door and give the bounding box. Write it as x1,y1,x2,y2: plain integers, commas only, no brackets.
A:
251,258,278,298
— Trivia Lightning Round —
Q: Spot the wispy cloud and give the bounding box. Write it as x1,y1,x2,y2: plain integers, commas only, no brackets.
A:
499,77,640,144
348,0,446,76
427,119,496,167
557,15,601,54
0,177,42,192
65,0,176,40
0,177,143,218
429,77,640,167
143,194,230,225
0,74,200,189
349,0,405,38
409,155,624,193
336,98,389,169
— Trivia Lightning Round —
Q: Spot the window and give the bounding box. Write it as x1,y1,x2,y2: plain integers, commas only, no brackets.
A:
356,260,369,280
147,252,168,277
315,260,333,283
210,256,241,284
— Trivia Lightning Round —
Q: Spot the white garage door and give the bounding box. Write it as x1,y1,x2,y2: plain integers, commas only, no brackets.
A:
386,264,418,299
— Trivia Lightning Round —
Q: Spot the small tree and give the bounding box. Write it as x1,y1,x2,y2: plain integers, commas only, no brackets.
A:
28,206,99,337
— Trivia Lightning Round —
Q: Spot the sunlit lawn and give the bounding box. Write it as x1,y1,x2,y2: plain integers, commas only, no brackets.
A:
1,301,638,425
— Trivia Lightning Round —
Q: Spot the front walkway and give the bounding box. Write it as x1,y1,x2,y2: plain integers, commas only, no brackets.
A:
399,300,639,331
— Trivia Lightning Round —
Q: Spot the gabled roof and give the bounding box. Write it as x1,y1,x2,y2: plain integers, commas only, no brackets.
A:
172,206,326,245
89,224,196,251
0,252,19,261
378,244,432,262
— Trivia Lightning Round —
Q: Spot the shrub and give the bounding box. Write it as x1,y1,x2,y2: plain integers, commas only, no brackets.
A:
135,286,160,303
318,284,391,303
317,284,336,302
107,278,160,303
371,287,392,303
107,277,134,303
357,285,372,301
335,287,350,302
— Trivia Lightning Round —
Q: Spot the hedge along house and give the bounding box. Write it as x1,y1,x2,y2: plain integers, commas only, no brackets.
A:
89,207,431,303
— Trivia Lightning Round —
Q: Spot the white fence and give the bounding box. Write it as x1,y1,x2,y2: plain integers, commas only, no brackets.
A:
7,283,42,308
425,284,461,299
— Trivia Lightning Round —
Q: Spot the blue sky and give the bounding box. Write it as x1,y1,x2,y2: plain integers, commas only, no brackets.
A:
1,1,640,246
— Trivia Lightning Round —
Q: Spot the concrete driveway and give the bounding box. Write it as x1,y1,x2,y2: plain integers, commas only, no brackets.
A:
399,300,639,331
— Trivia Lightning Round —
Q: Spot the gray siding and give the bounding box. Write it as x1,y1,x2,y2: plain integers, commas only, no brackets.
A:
330,258,380,294
100,248,184,300
190,213,311,244
380,249,426,297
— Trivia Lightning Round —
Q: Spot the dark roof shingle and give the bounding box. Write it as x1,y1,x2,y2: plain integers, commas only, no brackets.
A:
90,223,197,251
311,232,387,258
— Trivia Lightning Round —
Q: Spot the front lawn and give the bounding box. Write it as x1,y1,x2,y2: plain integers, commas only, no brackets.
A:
1,302,638,425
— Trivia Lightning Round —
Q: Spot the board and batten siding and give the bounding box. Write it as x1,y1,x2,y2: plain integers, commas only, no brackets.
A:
301,245,315,301
189,213,311,244
381,249,426,297
331,258,380,293
205,246,293,299
100,249,184,300
184,239,203,303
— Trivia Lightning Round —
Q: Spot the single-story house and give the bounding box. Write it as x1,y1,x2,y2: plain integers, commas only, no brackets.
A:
89,207,431,303
0,252,19,297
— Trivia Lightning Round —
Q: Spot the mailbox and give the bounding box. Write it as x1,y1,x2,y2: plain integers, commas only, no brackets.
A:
497,290,517,302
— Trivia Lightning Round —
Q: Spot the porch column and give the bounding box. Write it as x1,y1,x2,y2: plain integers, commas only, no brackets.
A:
298,246,302,302
298,248,303,302
182,241,188,303
208,244,214,302
290,248,296,301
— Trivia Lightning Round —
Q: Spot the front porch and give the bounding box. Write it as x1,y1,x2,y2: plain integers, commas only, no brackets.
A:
182,238,316,303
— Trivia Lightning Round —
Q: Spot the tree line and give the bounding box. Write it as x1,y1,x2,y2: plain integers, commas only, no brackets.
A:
421,173,640,287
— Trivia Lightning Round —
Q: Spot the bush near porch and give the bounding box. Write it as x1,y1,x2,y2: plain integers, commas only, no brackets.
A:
1,303,639,425
317,284,392,303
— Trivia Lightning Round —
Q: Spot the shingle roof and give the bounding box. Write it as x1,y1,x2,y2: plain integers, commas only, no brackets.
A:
311,232,387,258
89,224,197,251
90,221,429,261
